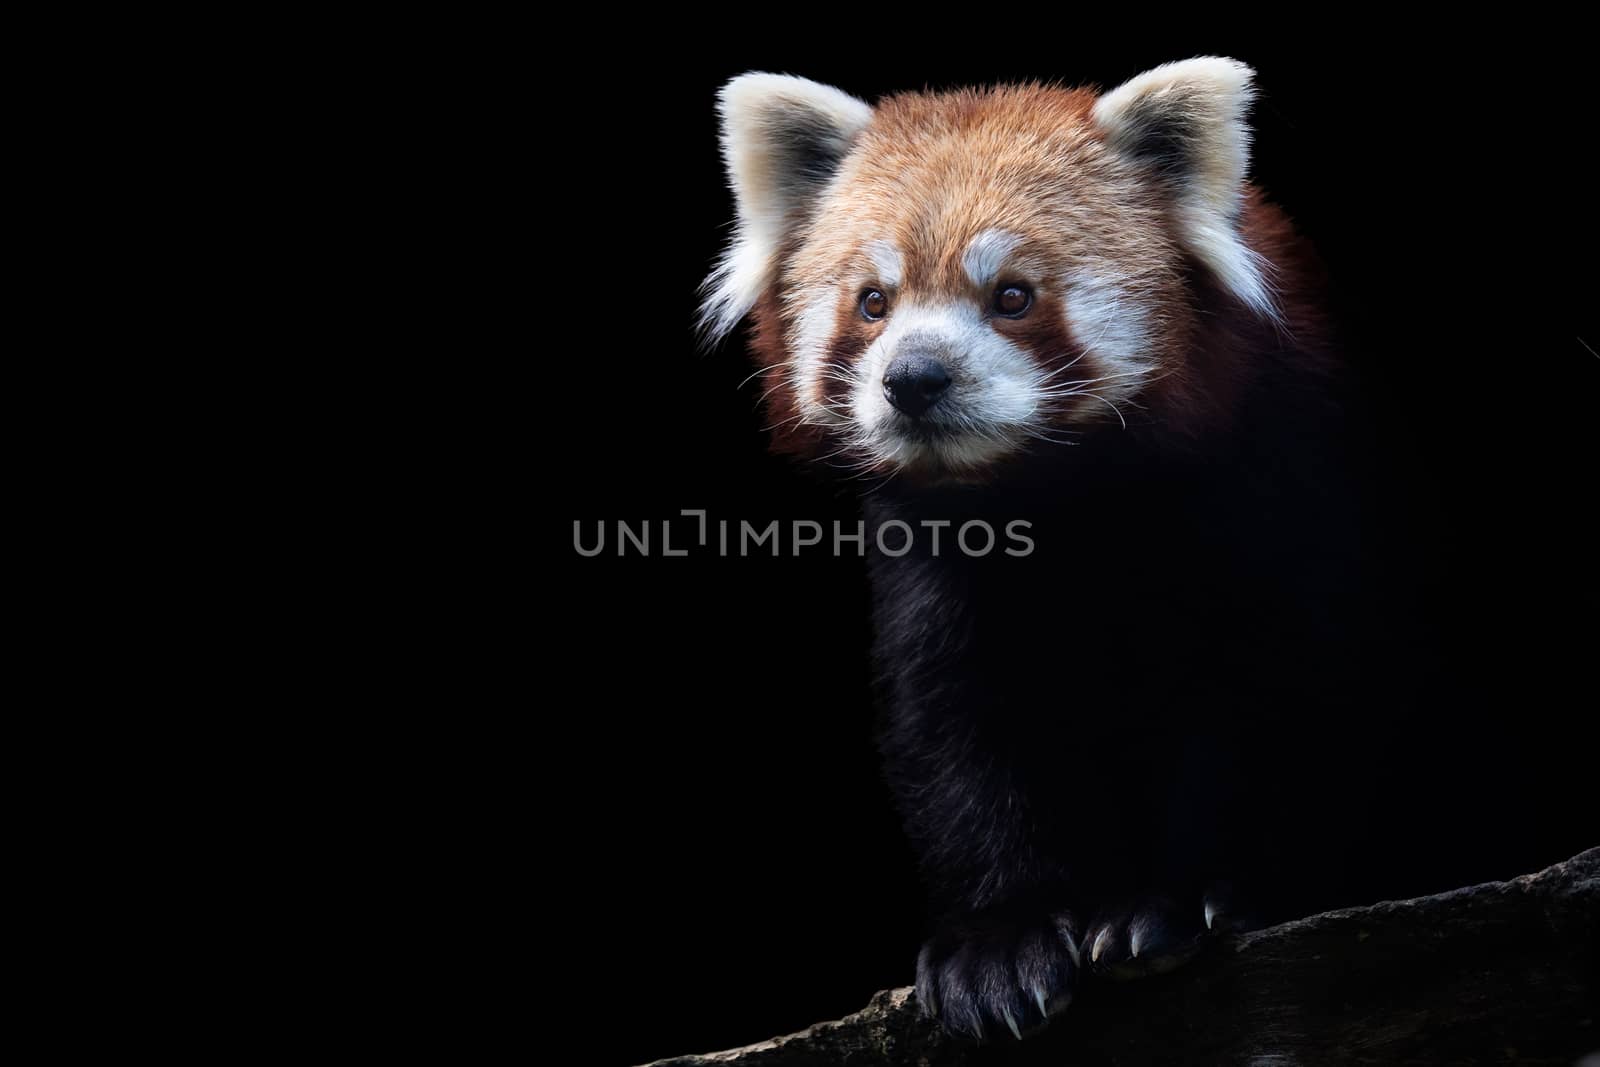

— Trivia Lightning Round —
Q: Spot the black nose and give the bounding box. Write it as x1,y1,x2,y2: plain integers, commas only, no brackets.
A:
882,355,951,417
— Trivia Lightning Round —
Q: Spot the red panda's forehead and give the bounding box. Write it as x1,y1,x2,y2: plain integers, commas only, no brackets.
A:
791,84,1167,299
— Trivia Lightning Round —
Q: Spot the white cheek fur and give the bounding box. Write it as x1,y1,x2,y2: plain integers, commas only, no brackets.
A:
1062,270,1156,404
789,277,1158,471
788,285,847,426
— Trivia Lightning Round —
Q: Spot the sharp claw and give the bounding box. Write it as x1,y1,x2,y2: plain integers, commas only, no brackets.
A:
1204,901,1217,930
1033,987,1048,1017
1090,926,1112,963
1002,1005,1023,1040
1131,912,1160,958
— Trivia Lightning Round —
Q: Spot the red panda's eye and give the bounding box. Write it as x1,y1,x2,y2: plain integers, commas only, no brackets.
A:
861,289,888,320
995,285,1032,317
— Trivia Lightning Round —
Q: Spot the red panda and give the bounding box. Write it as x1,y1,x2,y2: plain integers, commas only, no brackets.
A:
701,60,1330,479
701,60,1377,1042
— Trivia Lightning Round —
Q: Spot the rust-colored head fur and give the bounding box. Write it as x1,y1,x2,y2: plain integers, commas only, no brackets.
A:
702,60,1325,481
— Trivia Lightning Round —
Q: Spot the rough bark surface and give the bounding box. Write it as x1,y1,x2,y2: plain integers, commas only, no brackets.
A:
645,849,1599,1066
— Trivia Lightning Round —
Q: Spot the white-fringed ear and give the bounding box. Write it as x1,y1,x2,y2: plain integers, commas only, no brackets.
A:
1093,57,1278,320
699,74,873,343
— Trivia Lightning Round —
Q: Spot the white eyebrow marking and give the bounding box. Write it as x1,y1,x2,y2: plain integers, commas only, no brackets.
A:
867,239,903,288
962,229,1023,287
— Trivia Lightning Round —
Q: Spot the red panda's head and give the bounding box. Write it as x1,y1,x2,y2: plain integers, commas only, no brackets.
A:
701,59,1290,481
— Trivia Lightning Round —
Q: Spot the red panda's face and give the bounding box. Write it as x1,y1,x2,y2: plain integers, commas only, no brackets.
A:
702,62,1277,479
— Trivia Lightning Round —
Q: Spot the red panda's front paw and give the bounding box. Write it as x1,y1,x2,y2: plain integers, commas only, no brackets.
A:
914,910,1080,1041
1080,893,1212,978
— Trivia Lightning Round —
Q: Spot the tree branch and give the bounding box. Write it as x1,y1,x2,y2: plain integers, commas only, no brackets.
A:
645,848,1599,1065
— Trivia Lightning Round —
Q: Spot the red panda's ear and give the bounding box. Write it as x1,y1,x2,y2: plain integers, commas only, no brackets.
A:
1092,58,1278,321
699,74,874,344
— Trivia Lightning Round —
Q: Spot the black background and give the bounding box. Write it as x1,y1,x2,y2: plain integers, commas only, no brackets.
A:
534,36,1597,1066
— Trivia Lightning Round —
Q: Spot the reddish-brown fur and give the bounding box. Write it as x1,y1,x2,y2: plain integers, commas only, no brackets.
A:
735,82,1329,472
751,198,1328,463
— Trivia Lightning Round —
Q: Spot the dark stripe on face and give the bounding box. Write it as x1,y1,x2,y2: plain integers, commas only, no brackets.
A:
819,290,881,414
988,291,1106,426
